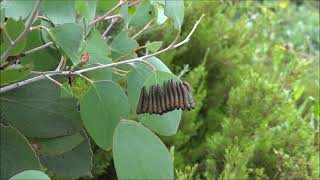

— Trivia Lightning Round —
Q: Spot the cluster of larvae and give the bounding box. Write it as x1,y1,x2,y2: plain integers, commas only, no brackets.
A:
136,80,195,115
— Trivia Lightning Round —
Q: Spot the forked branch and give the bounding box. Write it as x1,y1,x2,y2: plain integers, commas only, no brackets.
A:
0,14,205,94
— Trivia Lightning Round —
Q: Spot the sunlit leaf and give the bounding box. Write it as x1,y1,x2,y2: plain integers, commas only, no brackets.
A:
113,120,173,180
165,0,184,30
48,23,83,64
80,81,129,150
9,170,50,180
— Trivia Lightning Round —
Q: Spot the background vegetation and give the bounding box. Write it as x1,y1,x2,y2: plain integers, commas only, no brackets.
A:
1,0,319,179
93,0,320,179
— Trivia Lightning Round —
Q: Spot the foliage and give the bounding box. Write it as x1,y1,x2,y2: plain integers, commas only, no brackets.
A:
149,0,319,179
0,0,188,179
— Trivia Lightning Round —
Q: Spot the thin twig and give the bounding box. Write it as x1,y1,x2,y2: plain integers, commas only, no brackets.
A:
102,17,117,37
23,42,54,56
132,19,154,39
0,14,205,93
30,25,50,32
77,73,94,84
89,0,127,26
173,14,205,48
104,14,120,20
0,0,41,63
37,15,50,22
45,75,63,86
2,28,14,45
55,56,65,71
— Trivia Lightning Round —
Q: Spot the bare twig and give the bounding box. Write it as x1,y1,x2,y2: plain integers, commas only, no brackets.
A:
102,17,117,37
37,15,50,22
30,25,50,32
2,28,14,45
173,14,205,48
23,42,54,56
55,56,66,71
89,0,127,27
177,64,190,78
0,14,205,93
45,74,63,86
104,14,120,20
78,73,94,84
0,0,41,63
132,20,154,39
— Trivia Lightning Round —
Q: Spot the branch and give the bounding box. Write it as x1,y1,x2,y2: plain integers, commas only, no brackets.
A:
102,17,118,37
173,14,205,48
132,19,154,39
0,14,205,93
0,0,41,63
23,42,54,56
89,0,127,27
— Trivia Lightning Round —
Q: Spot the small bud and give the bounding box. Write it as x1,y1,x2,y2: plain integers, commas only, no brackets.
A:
81,53,90,64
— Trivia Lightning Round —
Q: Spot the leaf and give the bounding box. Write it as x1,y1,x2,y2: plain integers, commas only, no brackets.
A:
83,29,111,64
110,31,139,60
0,18,27,56
128,56,171,113
40,131,92,178
80,81,129,150
0,64,33,86
48,23,83,64
139,71,182,136
4,0,35,20
165,0,184,30
96,0,118,16
145,41,163,52
36,133,84,156
129,0,155,27
143,56,172,73
113,120,173,180
0,125,41,179
21,20,60,71
75,0,89,19
41,0,76,25
154,5,168,25
0,78,82,138
9,170,50,180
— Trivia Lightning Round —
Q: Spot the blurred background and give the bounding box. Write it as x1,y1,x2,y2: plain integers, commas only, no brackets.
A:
91,0,320,179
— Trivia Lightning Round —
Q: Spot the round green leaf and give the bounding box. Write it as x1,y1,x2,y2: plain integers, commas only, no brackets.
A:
36,133,84,156
1,125,41,179
40,131,92,178
9,170,50,180
113,120,173,180
82,29,112,81
1,78,82,138
139,71,182,136
110,31,139,60
165,0,184,30
48,23,83,64
41,0,76,25
129,0,155,27
80,81,129,150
